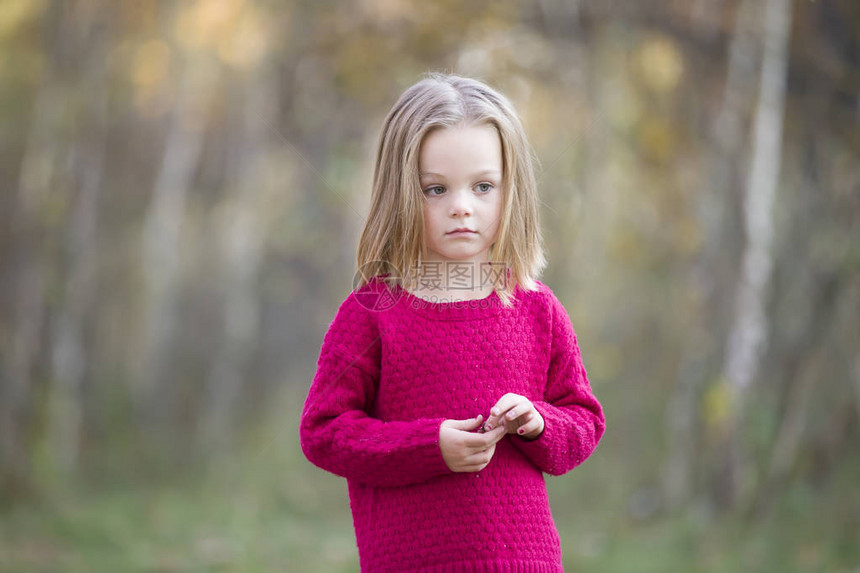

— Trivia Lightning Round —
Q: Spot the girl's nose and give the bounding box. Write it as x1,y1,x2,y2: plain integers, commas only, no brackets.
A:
448,188,474,217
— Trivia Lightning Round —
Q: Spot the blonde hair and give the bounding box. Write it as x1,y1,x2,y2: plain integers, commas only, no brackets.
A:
355,72,547,307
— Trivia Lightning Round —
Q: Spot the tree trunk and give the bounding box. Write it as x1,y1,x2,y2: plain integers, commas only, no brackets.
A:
137,58,214,435
198,66,274,453
662,0,758,511
1,0,69,500
719,0,792,510
46,9,108,481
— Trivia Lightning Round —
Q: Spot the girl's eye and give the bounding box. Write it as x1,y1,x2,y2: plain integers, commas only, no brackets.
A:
423,183,494,196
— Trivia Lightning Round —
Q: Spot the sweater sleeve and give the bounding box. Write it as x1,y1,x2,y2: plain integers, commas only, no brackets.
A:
299,291,451,488
510,289,606,476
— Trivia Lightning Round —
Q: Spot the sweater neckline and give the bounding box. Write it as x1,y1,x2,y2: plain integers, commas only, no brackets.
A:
394,282,513,321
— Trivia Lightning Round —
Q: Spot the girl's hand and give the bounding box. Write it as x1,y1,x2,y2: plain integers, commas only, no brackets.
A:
483,393,545,440
439,415,507,472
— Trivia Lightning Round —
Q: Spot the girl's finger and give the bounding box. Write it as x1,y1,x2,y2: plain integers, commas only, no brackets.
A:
485,395,525,430
515,418,540,436
506,404,526,421
488,408,515,432
506,410,529,428
490,394,521,419
465,445,496,465
464,424,506,450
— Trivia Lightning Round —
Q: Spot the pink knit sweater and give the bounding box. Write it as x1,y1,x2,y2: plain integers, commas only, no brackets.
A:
300,276,605,572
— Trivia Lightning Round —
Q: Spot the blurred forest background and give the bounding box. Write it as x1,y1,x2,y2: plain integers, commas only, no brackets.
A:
1,0,858,571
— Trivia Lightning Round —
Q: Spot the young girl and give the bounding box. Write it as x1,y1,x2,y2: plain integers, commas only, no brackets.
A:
300,72,605,572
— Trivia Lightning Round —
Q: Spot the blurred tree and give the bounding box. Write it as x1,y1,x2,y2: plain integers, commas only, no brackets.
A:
718,0,792,510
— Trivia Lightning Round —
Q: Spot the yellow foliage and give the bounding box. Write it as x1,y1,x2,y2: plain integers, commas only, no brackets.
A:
0,0,44,39
174,0,271,68
638,116,676,164
175,0,240,49
130,39,171,116
217,7,271,69
634,34,684,94
132,39,171,90
703,376,731,431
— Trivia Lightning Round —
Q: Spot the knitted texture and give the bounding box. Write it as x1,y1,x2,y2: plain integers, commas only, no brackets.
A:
300,277,606,572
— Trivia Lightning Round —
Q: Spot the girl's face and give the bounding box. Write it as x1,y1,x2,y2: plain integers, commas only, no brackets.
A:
418,124,503,271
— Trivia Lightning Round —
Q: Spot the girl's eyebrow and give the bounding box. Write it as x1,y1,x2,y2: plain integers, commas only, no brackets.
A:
419,169,501,179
